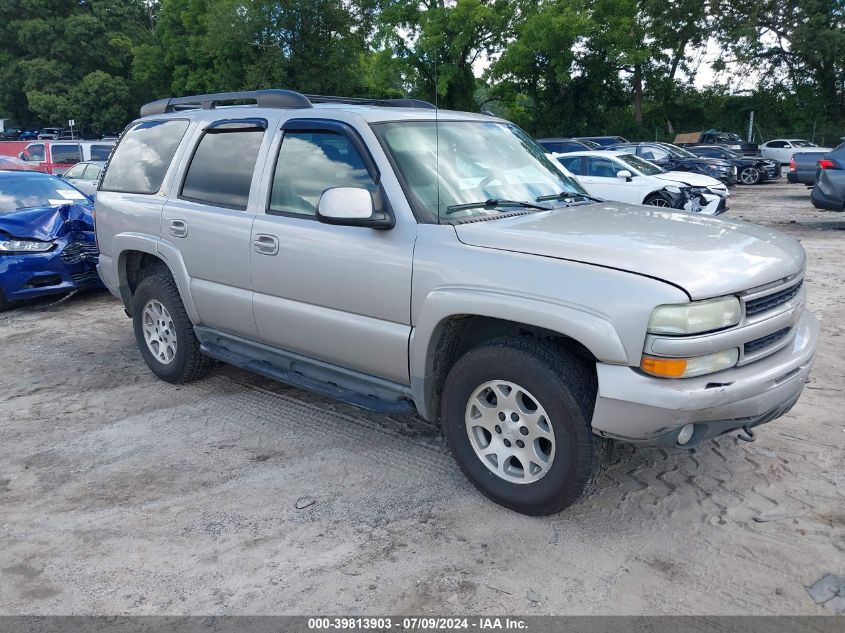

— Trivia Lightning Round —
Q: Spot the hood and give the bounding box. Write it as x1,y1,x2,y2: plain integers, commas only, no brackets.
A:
454,203,805,299
0,203,94,240
653,171,725,189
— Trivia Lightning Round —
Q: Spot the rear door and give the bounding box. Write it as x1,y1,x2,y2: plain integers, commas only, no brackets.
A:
161,118,271,339
579,156,638,203
249,118,414,384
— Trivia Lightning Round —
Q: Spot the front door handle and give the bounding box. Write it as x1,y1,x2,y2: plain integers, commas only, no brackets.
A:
253,233,279,256
169,219,188,238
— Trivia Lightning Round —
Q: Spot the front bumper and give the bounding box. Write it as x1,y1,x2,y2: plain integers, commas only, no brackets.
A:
590,308,819,448
0,233,101,303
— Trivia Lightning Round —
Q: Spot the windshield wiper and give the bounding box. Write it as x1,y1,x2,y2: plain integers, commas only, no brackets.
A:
535,192,602,203
445,198,551,214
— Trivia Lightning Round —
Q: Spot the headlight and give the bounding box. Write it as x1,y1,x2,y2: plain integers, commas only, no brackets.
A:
0,239,54,253
641,349,739,378
648,296,741,335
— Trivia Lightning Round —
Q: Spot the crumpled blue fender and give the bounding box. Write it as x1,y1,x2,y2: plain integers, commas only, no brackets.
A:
0,203,101,304
0,203,94,241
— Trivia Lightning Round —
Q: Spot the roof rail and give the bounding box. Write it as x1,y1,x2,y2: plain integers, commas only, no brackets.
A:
140,90,438,116
304,95,436,109
140,89,313,117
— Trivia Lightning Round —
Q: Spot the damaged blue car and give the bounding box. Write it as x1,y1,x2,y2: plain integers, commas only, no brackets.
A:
0,170,101,310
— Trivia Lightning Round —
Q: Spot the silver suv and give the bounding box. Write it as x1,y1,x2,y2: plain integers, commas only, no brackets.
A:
95,90,819,515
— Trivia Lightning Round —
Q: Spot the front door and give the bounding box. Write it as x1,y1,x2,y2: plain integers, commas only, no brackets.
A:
579,156,638,203
250,120,414,384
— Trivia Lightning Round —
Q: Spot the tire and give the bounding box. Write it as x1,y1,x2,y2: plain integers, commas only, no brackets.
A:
441,336,604,515
739,166,761,185
643,192,673,207
131,272,214,383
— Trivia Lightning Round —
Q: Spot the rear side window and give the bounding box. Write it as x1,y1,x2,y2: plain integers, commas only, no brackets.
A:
180,123,265,210
90,144,113,161
51,144,81,165
101,119,190,194
555,155,582,174
269,130,377,217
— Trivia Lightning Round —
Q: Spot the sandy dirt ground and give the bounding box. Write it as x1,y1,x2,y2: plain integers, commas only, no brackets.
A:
1,180,843,615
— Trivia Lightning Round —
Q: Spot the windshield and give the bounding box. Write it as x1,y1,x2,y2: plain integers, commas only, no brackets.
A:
375,121,587,222
791,140,815,147
661,143,696,158
0,175,88,213
615,153,665,175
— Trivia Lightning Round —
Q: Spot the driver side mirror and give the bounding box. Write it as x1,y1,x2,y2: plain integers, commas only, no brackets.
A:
316,187,393,230
616,170,633,182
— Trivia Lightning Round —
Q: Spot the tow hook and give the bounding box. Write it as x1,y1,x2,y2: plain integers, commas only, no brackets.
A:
737,425,756,442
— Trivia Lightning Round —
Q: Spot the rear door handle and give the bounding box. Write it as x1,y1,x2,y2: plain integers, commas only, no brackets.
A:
253,233,279,256
169,219,188,238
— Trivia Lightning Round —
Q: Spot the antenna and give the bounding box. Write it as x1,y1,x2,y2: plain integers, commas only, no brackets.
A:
434,44,440,223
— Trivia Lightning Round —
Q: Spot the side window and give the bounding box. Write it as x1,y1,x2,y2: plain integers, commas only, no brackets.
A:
766,141,785,149
101,119,190,194
641,146,669,161
90,144,113,161
51,144,82,165
555,155,582,174
24,144,45,161
64,163,87,179
586,157,620,177
180,123,265,209
84,164,102,180
269,130,377,217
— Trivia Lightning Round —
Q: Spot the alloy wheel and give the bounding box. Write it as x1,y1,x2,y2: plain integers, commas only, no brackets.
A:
141,299,177,365
741,167,760,185
464,380,556,484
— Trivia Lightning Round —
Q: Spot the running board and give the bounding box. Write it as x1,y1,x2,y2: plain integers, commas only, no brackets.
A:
195,326,416,415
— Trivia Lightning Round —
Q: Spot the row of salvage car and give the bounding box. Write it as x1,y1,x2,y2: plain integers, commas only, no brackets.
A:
539,138,790,216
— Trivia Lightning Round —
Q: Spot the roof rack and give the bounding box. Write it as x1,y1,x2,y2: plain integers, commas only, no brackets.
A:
304,95,436,109
140,89,435,117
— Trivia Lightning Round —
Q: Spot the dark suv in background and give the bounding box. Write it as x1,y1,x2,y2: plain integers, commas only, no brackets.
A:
607,142,738,186
811,143,845,211
686,145,780,185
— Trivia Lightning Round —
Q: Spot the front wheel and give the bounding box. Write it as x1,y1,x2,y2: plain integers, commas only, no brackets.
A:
441,337,603,515
739,166,761,185
643,192,673,207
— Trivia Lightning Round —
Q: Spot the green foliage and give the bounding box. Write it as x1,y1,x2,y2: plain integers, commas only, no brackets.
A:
0,0,841,141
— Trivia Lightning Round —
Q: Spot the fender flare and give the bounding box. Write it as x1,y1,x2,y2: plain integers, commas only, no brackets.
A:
409,288,629,419
112,233,200,323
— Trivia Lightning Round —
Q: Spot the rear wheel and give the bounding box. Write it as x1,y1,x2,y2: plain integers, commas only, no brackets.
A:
441,337,604,515
739,166,761,185
132,272,214,383
643,192,673,207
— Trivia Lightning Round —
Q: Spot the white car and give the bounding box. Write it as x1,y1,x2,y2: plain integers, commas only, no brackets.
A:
61,160,105,196
551,151,728,214
760,139,832,165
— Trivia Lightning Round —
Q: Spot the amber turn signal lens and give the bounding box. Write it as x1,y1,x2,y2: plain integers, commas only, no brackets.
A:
640,356,688,378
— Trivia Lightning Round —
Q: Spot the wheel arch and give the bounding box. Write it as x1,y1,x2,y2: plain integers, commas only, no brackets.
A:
409,290,629,421
113,235,199,322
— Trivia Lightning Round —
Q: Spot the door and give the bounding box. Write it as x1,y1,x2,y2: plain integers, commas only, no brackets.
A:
579,156,639,203
161,118,270,339
250,119,414,384
763,141,790,163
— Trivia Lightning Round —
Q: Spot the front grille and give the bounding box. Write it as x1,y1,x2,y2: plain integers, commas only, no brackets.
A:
60,241,99,265
745,281,802,317
70,270,101,285
745,327,790,354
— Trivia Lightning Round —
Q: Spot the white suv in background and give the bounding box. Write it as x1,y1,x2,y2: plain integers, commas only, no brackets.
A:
553,151,728,214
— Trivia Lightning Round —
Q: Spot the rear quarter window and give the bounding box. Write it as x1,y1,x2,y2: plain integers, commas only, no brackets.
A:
100,119,190,194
